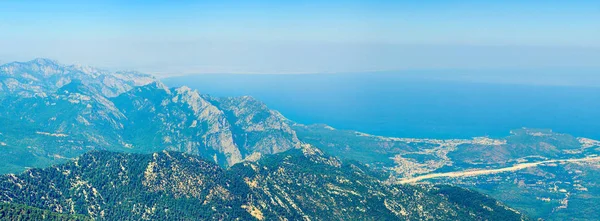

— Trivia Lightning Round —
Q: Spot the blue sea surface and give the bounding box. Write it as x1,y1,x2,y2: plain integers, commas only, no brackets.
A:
163,72,600,139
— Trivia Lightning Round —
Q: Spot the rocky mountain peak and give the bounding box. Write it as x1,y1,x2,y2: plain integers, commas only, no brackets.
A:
174,85,194,94
30,58,61,66
0,58,157,98
0,59,299,172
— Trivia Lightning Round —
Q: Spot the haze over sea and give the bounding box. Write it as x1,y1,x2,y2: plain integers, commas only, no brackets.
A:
163,70,600,140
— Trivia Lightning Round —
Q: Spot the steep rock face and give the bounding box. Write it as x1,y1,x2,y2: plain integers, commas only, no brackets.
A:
0,59,302,172
109,84,302,167
0,82,302,172
207,95,302,157
0,58,155,98
0,150,529,221
111,83,243,166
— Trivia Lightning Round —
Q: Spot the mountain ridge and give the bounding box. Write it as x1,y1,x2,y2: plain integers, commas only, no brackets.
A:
0,59,301,173
1,58,596,220
0,149,529,220
0,58,156,98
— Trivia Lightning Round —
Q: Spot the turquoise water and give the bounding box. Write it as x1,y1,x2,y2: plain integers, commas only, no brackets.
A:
163,72,600,139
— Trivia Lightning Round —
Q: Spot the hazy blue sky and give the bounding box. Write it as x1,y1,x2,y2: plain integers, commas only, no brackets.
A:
0,0,599,76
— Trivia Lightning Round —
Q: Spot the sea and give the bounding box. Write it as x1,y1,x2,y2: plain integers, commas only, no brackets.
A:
163,71,600,140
